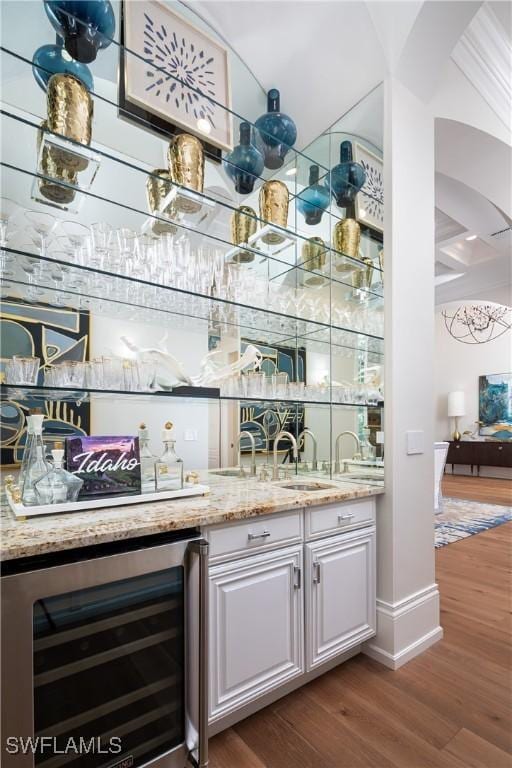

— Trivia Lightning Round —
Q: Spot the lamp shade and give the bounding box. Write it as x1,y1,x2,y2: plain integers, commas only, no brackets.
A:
447,391,465,418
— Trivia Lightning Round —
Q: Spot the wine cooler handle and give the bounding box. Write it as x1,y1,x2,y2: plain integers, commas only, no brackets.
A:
188,538,209,768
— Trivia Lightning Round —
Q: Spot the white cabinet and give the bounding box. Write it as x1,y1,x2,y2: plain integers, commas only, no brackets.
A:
305,526,376,671
209,545,304,722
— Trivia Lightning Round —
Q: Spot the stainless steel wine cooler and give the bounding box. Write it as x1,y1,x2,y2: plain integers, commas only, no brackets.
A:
1,532,208,768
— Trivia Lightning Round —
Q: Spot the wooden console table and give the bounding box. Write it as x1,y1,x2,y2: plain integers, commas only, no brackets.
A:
446,440,512,475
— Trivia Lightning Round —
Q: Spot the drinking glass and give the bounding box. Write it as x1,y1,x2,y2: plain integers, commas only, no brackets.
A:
86,358,104,388
58,361,86,387
247,372,265,398
137,357,157,391
101,356,123,389
5,355,40,385
24,210,58,257
271,372,288,398
90,222,113,268
0,196,20,249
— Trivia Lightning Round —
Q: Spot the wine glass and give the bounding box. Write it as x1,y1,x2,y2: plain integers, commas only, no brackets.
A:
24,210,58,258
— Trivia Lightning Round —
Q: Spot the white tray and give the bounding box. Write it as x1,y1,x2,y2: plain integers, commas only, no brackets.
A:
6,484,210,519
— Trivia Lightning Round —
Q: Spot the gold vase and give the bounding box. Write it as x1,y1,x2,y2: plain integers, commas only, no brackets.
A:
230,206,257,263
46,74,93,172
301,237,327,286
37,121,77,205
333,217,361,262
259,180,289,244
167,133,204,214
352,257,374,291
146,169,178,235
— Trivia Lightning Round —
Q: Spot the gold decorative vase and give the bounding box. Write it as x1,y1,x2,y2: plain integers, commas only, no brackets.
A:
230,206,257,263
352,257,374,291
146,169,178,235
301,237,327,286
46,74,93,172
259,180,289,244
37,121,77,205
333,217,361,261
167,133,204,214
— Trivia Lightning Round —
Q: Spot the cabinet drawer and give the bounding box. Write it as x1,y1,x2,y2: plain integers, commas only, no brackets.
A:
305,498,375,541
206,510,303,563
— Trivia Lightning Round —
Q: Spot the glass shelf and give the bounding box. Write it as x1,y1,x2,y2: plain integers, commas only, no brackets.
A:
0,384,384,409
0,109,384,295
1,246,384,344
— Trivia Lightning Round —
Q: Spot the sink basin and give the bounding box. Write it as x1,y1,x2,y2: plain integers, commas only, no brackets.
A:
344,473,383,483
210,469,245,477
278,482,337,492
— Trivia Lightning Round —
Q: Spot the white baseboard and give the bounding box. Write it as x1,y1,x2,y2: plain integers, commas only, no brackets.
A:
363,583,443,670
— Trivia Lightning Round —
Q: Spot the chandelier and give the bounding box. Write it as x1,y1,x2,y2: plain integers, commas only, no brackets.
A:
442,303,512,344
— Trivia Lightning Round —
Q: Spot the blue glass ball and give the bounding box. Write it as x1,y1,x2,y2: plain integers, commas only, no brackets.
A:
44,0,115,63
224,122,265,195
255,89,297,170
32,43,94,92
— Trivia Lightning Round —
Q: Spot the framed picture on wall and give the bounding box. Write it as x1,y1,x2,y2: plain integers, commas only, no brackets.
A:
479,372,512,441
120,0,233,159
354,142,384,232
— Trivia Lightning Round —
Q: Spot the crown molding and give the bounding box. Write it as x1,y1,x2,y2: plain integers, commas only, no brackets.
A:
451,4,511,130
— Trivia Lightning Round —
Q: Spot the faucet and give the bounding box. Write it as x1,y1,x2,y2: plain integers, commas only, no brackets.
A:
273,431,298,480
237,430,256,477
298,428,318,471
334,431,361,474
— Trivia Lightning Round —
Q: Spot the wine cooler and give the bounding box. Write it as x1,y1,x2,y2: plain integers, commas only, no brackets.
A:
1,532,208,768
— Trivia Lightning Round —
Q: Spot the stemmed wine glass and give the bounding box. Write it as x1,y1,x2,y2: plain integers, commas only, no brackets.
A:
0,197,22,272
24,209,58,258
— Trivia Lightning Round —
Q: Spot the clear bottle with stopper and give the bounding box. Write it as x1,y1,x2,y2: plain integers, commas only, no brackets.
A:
34,442,83,505
138,422,156,493
155,421,183,492
21,414,51,506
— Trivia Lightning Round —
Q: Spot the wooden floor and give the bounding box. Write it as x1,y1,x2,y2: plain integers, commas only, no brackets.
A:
209,522,512,768
442,474,512,506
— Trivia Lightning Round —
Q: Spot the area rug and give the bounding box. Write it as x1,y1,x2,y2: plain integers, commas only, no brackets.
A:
435,497,512,548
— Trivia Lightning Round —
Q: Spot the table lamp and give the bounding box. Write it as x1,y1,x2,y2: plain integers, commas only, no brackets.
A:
447,391,465,441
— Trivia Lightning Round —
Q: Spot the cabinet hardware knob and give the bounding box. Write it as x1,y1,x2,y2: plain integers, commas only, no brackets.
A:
313,561,321,584
293,566,301,589
247,530,271,541
498,446,503,451
338,513,355,523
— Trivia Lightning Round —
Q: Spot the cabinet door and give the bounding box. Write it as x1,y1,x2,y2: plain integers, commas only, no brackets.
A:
209,545,303,723
305,528,376,671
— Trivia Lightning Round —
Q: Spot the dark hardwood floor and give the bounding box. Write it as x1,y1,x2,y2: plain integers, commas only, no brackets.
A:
442,474,512,506
209,518,512,767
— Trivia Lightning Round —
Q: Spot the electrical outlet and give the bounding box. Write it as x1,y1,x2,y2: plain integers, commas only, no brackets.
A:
406,430,424,455
184,429,198,441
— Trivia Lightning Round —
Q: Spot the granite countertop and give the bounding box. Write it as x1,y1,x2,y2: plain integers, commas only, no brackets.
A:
0,472,383,562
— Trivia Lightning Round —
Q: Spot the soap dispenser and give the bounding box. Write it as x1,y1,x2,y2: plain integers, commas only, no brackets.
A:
155,422,184,492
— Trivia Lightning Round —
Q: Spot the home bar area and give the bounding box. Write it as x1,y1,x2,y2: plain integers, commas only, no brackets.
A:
0,3,416,767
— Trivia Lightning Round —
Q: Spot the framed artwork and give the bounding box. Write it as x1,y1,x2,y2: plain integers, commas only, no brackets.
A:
0,300,90,466
354,143,384,232
120,0,232,159
479,373,512,441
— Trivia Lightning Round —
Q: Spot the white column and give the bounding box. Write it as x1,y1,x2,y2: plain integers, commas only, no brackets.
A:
364,77,442,669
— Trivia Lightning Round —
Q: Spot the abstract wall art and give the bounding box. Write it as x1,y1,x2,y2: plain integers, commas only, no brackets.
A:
479,373,512,441
121,0,232,155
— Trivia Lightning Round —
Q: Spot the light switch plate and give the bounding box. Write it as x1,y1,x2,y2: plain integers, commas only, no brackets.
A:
184,429,198,441
407,430,424,455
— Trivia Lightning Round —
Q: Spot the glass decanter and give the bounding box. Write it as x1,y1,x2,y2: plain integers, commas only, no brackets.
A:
21,414,52,506
139,422,157,493
155,422,184,492
35,442,83,505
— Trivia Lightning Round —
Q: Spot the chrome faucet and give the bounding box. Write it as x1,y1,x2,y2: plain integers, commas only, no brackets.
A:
237,430,256,477
273,431,298,480
298,428,318,471
334,431,361,474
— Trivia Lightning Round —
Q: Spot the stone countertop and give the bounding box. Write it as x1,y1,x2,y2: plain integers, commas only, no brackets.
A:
0,472,383,562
